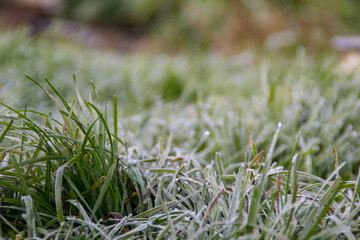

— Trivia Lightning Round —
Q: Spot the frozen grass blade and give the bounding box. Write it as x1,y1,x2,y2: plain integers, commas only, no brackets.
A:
201,188,224,229
284,153,299,236
55,165,67,224
225,166,245,237
284,127,303,203
157,133,172,167
68,200,91,223
237,170,249,225
333,146,340,179
108,216,128,237
300,162,346,239
134,201,177,218
113,224,148,240
290,154,299,205
21,196,36,238
308,225,356,240
67,217,111,240
192,131,210,154
303,178,343,239
215,152,224,176
347,168,360,222
156,194,176,240
247,122,282,229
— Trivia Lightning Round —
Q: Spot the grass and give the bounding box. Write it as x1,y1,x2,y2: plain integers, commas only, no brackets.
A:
0,29,360,238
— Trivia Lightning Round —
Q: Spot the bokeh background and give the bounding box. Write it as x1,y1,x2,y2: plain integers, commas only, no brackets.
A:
1,0,360,53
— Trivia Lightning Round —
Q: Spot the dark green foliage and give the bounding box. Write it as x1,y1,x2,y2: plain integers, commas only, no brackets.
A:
62,0,181,27
160,68,184,101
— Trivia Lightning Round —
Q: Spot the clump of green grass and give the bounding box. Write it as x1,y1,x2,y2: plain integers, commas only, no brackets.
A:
0,78,359,239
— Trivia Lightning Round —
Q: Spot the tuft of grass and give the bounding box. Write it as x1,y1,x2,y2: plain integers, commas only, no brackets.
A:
0,77,359,238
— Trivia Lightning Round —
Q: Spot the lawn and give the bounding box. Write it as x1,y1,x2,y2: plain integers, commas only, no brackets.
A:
0,28,360,239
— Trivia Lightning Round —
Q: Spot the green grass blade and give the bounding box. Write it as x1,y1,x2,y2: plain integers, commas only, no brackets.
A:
0,119,13,144
0,214,20,234
0,155,66,172
11,155,43,227
25,75,63,110
88,103,114,164
91,160,117,219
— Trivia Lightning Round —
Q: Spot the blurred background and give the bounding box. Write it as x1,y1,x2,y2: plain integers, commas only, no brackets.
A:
0,0,360,53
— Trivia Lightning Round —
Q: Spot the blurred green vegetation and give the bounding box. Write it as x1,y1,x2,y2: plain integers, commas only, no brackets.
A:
60,0,360,50
63,0,179,26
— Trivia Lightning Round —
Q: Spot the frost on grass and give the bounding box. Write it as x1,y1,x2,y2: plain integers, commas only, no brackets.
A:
0,78,359,239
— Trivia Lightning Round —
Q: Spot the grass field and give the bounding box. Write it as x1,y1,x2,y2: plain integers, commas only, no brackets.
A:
1,29,360,239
